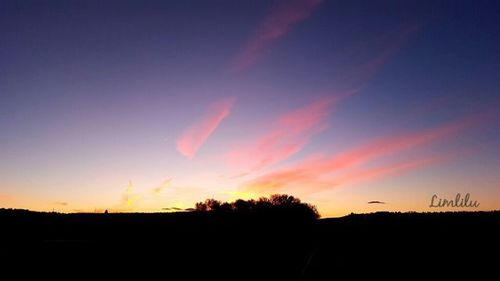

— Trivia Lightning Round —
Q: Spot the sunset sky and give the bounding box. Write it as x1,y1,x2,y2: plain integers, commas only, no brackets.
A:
1,0,500,217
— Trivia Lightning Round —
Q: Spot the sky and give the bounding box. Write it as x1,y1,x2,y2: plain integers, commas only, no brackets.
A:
1,0,500,217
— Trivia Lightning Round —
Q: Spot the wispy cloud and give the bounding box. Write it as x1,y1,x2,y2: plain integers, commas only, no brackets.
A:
123,180,140,208
355,23,424,81
54,201,68,206
368,201,386,204
153,178,172,196
241,115,484,195
330,155,450,188
225,96,340,172
232,0,322,71
304,116,479,173
110,178,204,213
329,23,425,91
162,207,194,212
162,207,182,211
176,96,236,159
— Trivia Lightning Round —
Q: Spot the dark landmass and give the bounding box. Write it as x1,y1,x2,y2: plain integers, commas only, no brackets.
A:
1,208,498,279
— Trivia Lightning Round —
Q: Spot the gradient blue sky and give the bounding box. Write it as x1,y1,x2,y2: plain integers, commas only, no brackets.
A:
1,0,499,216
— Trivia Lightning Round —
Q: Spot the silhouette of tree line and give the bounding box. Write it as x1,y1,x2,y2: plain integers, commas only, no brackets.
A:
194,194,320,220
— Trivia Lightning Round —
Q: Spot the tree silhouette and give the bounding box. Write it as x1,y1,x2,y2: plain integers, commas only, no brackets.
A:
233,199,255,212
194,194,320,220
269,194,301,206
195,198,221,211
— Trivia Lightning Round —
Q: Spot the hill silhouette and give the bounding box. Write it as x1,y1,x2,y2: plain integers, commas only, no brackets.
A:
0,196,498,279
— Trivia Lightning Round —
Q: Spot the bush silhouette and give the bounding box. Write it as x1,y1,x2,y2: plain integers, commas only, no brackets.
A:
194,194,320,220
195,198,222,211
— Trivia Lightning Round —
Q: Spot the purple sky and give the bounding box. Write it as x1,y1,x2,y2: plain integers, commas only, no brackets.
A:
1,0,500,216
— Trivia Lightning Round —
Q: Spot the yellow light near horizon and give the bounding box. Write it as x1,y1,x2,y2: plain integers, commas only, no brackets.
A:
226,190,259,201
126,197,134,206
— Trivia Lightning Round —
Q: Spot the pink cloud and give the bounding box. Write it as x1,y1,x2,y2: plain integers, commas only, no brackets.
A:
330,155,451,188
244,155,449,195
232,0,322,71
241,115,484,194
176,97,236,159
305,116,478,173
225,96,339,171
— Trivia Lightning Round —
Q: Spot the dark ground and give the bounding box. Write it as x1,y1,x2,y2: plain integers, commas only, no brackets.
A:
0,209,498,279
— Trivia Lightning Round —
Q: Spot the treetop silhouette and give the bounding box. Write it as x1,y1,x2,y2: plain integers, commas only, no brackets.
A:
194,194,320,220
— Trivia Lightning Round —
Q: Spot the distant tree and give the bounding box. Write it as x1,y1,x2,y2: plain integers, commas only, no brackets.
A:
195,199,222,211
304,203,319,219
193,194,320,220
256,197,272,209
233,199,254,212
219,202,233,212
269,194,301,206
205,199,222,211
195,201,207,212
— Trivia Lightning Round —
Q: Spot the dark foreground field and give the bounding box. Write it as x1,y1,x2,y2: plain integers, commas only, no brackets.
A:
1,209,498,279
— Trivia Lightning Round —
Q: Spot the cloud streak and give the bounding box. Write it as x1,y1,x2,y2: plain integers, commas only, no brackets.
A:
368,201,386,204
162,207,194,212
330,155,450,188
177,97,236,159
327,22,425,92
153,178,172,196
123,180,140,208
54,201,68,206
241,115,484,195
232,0,322,71
225,96,339,172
